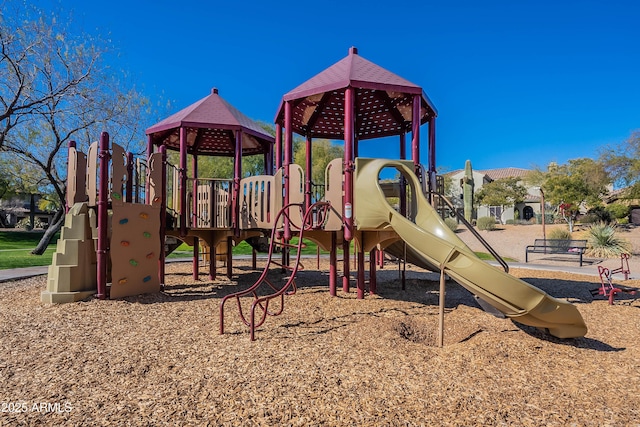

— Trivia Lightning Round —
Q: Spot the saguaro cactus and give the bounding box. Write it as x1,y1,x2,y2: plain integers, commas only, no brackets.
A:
463,160,474,222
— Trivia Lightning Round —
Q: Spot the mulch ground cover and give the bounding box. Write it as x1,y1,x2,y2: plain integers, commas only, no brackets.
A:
1,260,639,426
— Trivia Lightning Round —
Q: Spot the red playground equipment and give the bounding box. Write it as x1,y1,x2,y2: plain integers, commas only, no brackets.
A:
595,256,637,305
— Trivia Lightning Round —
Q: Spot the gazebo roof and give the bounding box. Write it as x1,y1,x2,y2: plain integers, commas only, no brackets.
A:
275,47,437,140
146,88,274,156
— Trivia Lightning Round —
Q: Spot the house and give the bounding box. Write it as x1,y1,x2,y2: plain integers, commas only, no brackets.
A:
0,194,55,229
446,167,543,224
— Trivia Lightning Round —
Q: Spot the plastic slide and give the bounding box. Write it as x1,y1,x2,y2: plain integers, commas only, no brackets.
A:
354,158,587,339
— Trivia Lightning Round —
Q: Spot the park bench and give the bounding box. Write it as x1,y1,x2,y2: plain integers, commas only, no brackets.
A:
525,239,588,266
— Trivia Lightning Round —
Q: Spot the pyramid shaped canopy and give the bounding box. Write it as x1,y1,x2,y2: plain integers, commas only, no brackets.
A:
146,88,274,156
275,47,437,140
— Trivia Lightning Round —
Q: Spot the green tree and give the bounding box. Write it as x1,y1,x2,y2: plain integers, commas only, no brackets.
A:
475,177,528,223
293,139,343,186
599,129,640,198
533,159,610,232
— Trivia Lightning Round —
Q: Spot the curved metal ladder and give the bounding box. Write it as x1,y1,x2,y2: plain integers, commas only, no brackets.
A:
219,201,331,340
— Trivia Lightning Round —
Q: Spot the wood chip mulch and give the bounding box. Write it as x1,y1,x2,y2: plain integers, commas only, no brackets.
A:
1,260,639,426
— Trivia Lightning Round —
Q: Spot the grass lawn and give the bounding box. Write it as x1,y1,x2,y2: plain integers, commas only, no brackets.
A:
0,230,59,269
1,229,511,269
168,237,330,259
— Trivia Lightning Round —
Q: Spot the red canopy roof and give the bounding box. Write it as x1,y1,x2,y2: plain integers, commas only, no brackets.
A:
275,47,437,140
146,88,274,156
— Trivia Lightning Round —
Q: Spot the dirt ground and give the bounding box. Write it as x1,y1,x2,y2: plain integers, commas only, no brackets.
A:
1,224,639,426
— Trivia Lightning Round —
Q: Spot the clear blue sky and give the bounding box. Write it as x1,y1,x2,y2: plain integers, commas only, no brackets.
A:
43,0,640,172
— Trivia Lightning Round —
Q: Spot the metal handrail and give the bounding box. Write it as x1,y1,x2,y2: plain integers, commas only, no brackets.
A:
432,192,509,273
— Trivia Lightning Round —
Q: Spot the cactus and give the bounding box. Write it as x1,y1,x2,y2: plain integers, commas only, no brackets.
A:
463,160,474,222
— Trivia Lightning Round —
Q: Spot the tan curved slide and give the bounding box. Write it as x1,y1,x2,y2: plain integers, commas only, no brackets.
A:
354,158,587,339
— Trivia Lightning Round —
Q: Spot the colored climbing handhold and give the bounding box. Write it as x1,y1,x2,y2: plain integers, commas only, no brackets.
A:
119,218,129,225
143,275,151,283
139,212,149,219
143,232,151,238
129,259,138,266
112,192,122,200
118,278,127,285
121,241,130,247
146,252,155,259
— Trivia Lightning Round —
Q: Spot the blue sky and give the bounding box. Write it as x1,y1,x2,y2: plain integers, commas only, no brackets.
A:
41,0,640,172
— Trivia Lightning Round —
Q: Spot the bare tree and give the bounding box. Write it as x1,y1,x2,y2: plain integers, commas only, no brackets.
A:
0,2,152,254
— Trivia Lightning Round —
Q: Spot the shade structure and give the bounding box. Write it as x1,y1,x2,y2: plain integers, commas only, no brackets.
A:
274,47,437,139
146,88,274,155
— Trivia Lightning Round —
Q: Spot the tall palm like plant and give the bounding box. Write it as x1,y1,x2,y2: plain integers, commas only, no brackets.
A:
585,222,632,258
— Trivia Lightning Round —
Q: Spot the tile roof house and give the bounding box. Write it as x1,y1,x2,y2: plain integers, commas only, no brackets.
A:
446,166,543,224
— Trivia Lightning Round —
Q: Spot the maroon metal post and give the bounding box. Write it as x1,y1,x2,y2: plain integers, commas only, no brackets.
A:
179,127,187,237
192,155,198,228
283,101,292,241
193,237,199,281
96,132,110,300
226,236,233,279
159,145,167,287
428,117,436,180
369,249,377,295
252,248,257,269
146,135,153,204
428,116,436,184
126,152,134,203
399,133,407,217
357,246,365,299
342,238,350,293
305,135,312,212
192,154,199,281
210,243,216,281
412,94,421,174
329,231,337,296
275,123,282,170
343,87,354,242
233,130,242,237
66,141,76,213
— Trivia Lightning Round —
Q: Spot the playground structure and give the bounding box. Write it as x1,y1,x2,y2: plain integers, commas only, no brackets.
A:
45,47,588,341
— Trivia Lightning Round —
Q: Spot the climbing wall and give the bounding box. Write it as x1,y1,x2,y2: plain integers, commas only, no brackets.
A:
109,203,161,298
108,145,162,299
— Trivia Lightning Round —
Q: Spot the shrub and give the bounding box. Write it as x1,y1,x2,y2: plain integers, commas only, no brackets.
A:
505,219,515,225
606,203,630,221
548,227,572,240
16,217,45,230
444,217,458,232
585,206,612,223
477,216,496,231
585,222,632,258
579,213,600,224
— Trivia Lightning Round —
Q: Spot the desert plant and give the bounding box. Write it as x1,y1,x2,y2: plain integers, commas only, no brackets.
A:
477,216,496,231
548,227,572,240
584,222,632,258
463,160,474,223
444,217,458,232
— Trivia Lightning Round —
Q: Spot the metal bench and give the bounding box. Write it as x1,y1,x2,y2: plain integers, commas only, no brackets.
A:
525,239,588,266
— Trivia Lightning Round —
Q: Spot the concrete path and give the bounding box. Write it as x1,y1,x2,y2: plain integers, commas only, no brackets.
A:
0,258,625,284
